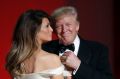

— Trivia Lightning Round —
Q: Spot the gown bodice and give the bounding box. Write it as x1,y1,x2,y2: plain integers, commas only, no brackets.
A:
14,65,71,79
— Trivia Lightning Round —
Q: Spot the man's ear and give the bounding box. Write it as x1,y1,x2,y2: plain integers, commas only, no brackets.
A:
76,21,80,31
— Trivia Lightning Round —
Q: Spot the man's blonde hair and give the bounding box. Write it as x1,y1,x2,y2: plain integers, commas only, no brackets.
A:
51,6,79,21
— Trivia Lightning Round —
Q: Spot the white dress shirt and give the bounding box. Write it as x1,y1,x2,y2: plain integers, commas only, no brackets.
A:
59,35,80,56
59,35,80,75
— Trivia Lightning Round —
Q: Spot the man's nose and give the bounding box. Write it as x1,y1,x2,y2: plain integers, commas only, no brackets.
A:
62,25,67,33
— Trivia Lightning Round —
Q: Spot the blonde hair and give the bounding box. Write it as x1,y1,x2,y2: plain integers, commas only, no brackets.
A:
51,6,79,21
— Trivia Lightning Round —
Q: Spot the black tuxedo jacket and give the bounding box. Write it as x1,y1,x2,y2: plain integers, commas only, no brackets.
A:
42,38,113,79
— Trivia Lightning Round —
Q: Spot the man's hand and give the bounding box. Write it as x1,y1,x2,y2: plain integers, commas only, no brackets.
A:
60,51,81,70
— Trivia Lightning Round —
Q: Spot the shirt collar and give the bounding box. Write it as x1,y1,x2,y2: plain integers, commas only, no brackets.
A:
73,35,80,56
59,35,80,56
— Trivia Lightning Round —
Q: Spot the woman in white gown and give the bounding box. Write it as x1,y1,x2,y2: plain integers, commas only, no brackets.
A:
5,9,64,79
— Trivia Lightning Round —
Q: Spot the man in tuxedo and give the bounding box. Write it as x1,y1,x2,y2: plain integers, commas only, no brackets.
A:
43,6,113,79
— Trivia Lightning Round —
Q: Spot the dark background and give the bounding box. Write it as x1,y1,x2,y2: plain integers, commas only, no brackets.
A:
0,0,119,79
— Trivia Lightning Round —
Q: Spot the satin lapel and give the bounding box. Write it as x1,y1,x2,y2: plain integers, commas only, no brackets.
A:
77,39,92,64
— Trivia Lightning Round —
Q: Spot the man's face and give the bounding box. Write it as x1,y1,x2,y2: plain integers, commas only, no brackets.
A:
55,15,79,45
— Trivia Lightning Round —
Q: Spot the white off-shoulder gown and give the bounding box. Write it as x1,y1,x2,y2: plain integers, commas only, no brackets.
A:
14,65,71,79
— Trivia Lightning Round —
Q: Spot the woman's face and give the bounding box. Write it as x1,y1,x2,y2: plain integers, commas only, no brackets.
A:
36,18,53,44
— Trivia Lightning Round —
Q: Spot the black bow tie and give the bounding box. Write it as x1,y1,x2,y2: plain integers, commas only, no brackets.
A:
59,44,75,53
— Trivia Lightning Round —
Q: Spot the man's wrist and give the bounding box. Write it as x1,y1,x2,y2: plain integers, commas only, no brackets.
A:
73,61,81,75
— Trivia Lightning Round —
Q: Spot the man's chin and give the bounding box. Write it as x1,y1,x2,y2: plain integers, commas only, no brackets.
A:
62,40,72,45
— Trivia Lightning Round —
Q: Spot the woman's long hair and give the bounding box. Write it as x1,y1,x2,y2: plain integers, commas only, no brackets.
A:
5,9,52,77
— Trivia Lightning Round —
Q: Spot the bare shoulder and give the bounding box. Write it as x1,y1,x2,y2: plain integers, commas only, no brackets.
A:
47,53,62,67
36,51,62,69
